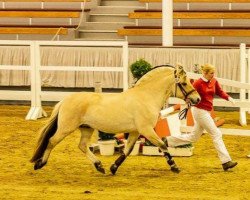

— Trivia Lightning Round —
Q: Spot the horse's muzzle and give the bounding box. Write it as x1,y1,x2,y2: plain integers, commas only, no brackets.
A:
187,97,200,105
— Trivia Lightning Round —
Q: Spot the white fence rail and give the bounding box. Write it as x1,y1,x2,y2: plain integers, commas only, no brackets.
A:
30,40,128,120
0,40,34,101
0,40,128,120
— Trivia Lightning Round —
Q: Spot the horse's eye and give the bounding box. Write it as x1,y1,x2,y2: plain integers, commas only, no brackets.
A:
182,83,187,86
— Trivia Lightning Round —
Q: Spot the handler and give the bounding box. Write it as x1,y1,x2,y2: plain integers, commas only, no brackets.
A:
162,64,237,171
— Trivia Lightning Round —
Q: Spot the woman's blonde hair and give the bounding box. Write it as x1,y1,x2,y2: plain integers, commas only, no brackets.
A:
201,64,215,74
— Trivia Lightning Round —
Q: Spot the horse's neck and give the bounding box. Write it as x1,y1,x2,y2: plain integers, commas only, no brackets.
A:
135,74,174,108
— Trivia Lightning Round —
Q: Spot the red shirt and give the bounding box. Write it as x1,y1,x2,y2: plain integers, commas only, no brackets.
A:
193,77,229,111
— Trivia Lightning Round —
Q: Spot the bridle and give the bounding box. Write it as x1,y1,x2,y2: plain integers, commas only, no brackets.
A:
174,81,196,101
146,64,197,119
174,73,196,120
174,74,196,101
154,64,196,100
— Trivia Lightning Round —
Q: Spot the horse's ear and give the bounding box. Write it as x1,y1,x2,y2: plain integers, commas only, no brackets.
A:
176,63,183,70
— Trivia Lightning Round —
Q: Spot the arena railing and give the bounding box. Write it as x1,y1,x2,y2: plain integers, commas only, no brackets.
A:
0,40,249,124
0,40,35,103
27,40,129,120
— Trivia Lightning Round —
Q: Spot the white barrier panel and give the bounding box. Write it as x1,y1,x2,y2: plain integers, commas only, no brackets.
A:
0,40,34,101
27,40,129,120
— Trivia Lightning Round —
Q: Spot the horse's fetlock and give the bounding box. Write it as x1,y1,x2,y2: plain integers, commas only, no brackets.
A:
110,164,119,175
167,159,175,166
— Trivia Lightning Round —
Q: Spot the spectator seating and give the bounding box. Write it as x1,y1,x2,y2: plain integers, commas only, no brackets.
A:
0,0,91,40
117,0,250,46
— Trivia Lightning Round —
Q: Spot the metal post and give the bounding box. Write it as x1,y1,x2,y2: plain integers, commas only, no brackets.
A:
94,82,102,93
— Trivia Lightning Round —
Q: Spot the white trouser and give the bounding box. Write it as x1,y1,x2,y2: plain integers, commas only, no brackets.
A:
167,107,231,164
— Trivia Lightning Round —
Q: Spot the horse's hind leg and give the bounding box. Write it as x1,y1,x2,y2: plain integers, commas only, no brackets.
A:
141,127,180,173
34,127,72,170
110,132,139,175
78,127,105,174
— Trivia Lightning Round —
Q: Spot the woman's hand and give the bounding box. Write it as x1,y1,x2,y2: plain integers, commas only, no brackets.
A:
228,97,236,105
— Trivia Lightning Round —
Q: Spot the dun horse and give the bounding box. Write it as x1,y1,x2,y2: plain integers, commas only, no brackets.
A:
30,64,200,174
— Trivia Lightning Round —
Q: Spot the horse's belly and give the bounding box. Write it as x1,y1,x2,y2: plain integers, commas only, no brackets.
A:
83,115,136,133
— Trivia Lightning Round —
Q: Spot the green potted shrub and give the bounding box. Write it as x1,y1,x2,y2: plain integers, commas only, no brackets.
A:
130,58,152,81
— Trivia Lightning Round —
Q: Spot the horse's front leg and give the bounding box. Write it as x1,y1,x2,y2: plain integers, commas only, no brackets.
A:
142,127,180,173
110,132,139,175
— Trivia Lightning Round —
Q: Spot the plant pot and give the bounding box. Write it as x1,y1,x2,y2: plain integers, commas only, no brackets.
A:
98,140,115,156
124,140,141,156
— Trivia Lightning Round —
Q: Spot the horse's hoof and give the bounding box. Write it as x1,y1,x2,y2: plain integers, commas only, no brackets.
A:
110,164,118,175
94,162,105,174
34,158,46,170
171,166,181,173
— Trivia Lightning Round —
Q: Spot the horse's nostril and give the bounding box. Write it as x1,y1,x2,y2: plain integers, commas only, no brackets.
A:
197,98,201,103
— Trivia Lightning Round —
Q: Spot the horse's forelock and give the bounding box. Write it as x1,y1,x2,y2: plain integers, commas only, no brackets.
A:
175,65,187,79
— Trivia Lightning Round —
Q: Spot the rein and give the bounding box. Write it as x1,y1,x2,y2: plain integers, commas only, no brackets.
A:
178,102,192,120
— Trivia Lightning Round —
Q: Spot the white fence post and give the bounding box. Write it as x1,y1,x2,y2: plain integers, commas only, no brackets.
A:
162,0,173,46
25,41,47,120
239,43,247,126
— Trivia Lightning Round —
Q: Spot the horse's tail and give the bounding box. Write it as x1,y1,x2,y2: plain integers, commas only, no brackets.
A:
30,101,62,163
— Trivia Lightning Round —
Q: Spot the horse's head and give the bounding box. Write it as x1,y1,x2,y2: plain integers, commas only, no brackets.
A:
173,64,200,105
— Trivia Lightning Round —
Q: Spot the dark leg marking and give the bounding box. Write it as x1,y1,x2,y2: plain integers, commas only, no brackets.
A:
94,161,105,174
34,158,47,170
110,153,126,175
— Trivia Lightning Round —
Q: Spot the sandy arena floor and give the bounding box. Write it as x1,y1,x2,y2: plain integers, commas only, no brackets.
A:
0,105,249,200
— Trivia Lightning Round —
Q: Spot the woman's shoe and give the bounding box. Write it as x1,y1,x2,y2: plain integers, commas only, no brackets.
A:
222,161,238,171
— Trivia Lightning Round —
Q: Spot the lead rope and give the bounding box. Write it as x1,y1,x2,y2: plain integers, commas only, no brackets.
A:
178,102,192,120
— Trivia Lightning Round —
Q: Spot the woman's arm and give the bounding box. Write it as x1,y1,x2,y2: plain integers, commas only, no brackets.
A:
215,80,229,100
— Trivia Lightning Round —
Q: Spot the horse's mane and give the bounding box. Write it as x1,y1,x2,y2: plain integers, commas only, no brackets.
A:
134,64,175,87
